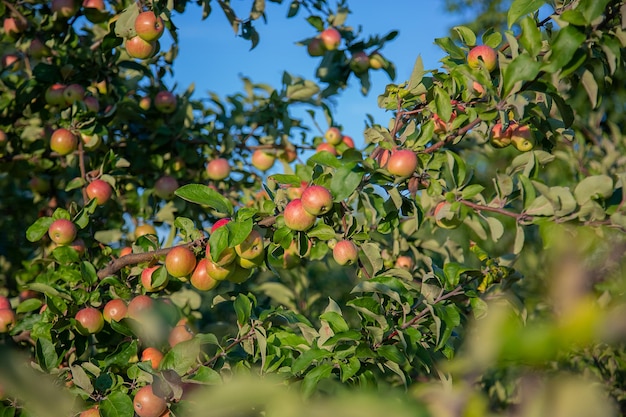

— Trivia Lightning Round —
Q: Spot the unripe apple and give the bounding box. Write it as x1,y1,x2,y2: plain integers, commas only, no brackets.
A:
135,11,165,42
75,307,104,335
190,259,220,291
284,199,316,231
141,266,169,292
0,309,16,333
211,218,230,233
45,84,66,106
510,124,534,152
4,17,27,37
467,45,497,72
369,52,385,70
141,347,164,370
103,299,127,322
206,243,236,266
154,176,179,200
127,295,153,320
125,36,156,60
50,128,78,155
235,229,264,260
135,224,157,239
320,27,341,50
301,185,333,216
395,256,414,270
205,259,237,281
139,96,151,111
133,385,167,417
165,246,196,278
324,127,342,145
206,158,230,180
307,37,325,56
333,240,359,266
79,406,100,417
168,324,193,348
251,149,276,171
386,149,418,177
350,51,370,74
48,219,77,245
490,122,513,148
83,96,100,113
63,83,85,105
154,91,177,114
51,0,79,18
86,179,113,205
316,143,337,156
434,201,462,229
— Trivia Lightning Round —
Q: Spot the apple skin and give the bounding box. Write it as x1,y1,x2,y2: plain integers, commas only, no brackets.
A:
4,17,27,37
342,135,355,148
434,201,462,229
510,124,534,152
386,149,418,177
48,219,77,245
133,385,167,417
350,51,370,74
86,179,113,205
190,259,220,291
369,52,385,70
70,238,86,256
206,158,230,180
320,27,341,50
307,37,325,56
251,150,276,171
75,307,104,335
316,143,337,156
211,218,230,233
333,240,359,266
467,45,497,72
51,0,79,18
50,128,78,155
278,145,297,163
490,122,513,148
472,81,486,97
284,199,316,232
127,295,153,320
0,296,10,310
287,181,308,200
83,96,100,113
79,406,100,417
0,309,16,333
154,176,179,200
301,185,333,216
125,36,156,60
141,347,164,370
324,127,342,145
235,229,264,260
45,84,67,106
82,0,105,10
135,11,165,42
205,259,237,281
103,299,127,322
433,112,457,134
63,83,85,105
135,224,157,239
168,324,193,348
141,266,169,292
154,91,177,114
165,247,197,278
395,256,414,270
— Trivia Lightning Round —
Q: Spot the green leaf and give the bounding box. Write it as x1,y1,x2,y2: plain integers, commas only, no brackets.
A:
486,217,504,242
377,345,405,364
175,184,233,215
301,362,333,397
35,337,59,372
577,0,612,24
291,348,332,374
308,150,341,168
330,163,364,201
286,79,320,101
161,337,201,375
306,15,324,31
100,391,134,417
507,0,544,28
470,297,488,319
519,15,542,58
407,55,425,91
268,174,303,187
26,217,53,242
581,69,598,108
443,262,470,288
541,26,586,73
234,294,252,325
453,26,476,46
502,53,541,96
187,365,222,385
461,184,484,199
16,298,42,313
100,341,138,368
319,311,349,333
306,223,336,240
513,223,525,254
358,243,384,276
70,364,93,394
340,357,361,382
433,86,452,124
52,246,80,264
574,175,613,205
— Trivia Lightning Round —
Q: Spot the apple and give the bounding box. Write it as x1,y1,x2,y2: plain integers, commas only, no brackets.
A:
79,406,100,417
251,149,276,171
278,145,297,163
434,201,462,229
205,259,236,281
139,96,151,111
119,246,133,257
235,229,264,260
48,219,77,245
63,83,85,105
386,149,418,177
135,224,157,239
284,199,316,231
211,218,230,233
206,158,230,180
395,256,414,270
510,124,534,152
45,84,66,106
70,238,86,255
0,296,10,310
190,259,220,291
75,307,104,335
103,299,127,322
467,45,497,72
125,36,156,60
4,17,27,37
141,347,164,369
133,385,167,417
50,128,78,155
237,252,264,269
490,122,513,148
301,185,333,216
86,179,113,205
342,135,355,148
320,27,341,50
154,91,177,113
0,130,6,143
154,176,179,200
135,11,165,42
307,37,325,56
83,96,100,113
127,295,153,320
287,181,308,200
0,309,15,333
324,127,342,145
206,243,236,266
141,266,169,292
433,112,457,134
29,38,50,59
81,132,102,150
226,264,252,284
316,143,337,155
165,246,197,278
19,290,38,301
333,240,359,266
1,54,19,70
82,0,105,10
472,81,486,97
350,51,370,73
369,52,385,70
51,0,79,18
168,324,193,347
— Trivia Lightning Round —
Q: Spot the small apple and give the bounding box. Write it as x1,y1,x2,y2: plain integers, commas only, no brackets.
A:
154,176,179,200
467,45,497,72
79,406,100,417
119,246,133,257
133,385,167,417
342,135,355,148
141,266,169,292
433,112,457,134
206,158,230,180
83,96,100,113
211,218,230,233
141,347,164,370
125,36,156,60
307,37,325,56
251,149,276,171
283,199,316,231
75,307,104,335
510,124,534,152
86,179,113,205
333,240,359,266
165,246,197,278
81,132,102,150
168,324,193,348
50,128,78,155
135,11,165,42
103,299,127,322
82,0,105,11
434,201,462,229
135,224,157,239
190,259,220,291
369,52,385,70
301,185,333,216
205,259,237,281
324,127,342,145
127,295,153,320
350,51,370,74
386,149,418,177
1,53,19,70
235,229,264,260
0,309,16,333
395,256,414,270
472,81,486,98
29,38,50,58
490,122,513,148
51,0,79,18
206,244,236,266
154,91,177,113
316,143,337,156
63,83,85,105
320,27,341,51
138,96,151,111
4,17,27,37
48,219,77,245
237,252,264,269
45,84,66,106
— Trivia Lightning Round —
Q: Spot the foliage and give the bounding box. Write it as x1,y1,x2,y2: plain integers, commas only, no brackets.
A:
0,1,625,416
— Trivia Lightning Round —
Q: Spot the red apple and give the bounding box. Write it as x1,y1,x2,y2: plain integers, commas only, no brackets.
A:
63,83,85,105
103,299,127,322
125,36,156,60
82,0,105,10
127,295,153,320
86,179,113,205
307,37,325,56
51,0,79,18
472,81,486,97
168,324,193,347
139,96,151,111
165,246,196,278
490,122,513,148
316,143,337,155
395,256,414,270
386,149,418,177
29,38,50,58
251,150,276,171
119,246,133,257
350,51,370,74
45,84,66,106
48,219,77,245
75,307,104,335
135,224,157,238
1,54,19,70
83,96,100,113
206,158,230,180
510,124,534,152
154,91,177,113
467,45,497,72
301,185,333,216
342,135,355,148
284,199,316,231
320,27,341,50
50,128,78,155
287,181,308,200
135,11,164,42
79,406,100,417
278,145,297,163
141,347,164,370
190,259,220,291
4,17,27,37
324,127,342,145
141,266,169,292
0,296,10,310
333,240,359,265
0,309,16,333
133,385,167,417
154,176,179,200
211,218,230,233
235,229,264,260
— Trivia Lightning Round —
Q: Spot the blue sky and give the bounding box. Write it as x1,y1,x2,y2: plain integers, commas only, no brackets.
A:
168,1,466,148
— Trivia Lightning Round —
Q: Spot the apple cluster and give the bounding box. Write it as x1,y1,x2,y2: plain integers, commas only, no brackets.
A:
0,296,16,334
124,11,165,60
490,122,534,152
284,184,333,232
316,127,355,156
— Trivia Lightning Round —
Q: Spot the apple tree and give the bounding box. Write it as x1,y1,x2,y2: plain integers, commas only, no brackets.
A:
0,0,625,416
